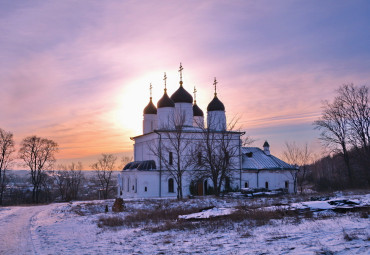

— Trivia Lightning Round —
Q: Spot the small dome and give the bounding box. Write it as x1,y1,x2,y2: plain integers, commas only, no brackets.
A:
170,86,193,103
207,96,225,111
193,103,204,117
143,99,157,114
263,141,270,147
157,92,175,108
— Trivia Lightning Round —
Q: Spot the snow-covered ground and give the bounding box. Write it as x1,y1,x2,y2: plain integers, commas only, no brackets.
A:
0,193,369,254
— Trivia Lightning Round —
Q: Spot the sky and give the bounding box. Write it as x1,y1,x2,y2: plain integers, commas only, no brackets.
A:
1,0,370,169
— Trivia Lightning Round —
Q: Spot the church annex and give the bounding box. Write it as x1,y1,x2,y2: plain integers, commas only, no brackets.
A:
117,64,297,198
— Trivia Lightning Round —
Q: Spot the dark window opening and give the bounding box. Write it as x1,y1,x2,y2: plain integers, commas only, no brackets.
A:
244,182,249,188
132,185,134,190
169,152,173,165
265,182,269,189
285,181,289,189
168,178,174,193
225,152,230,164
198,152,202,165
144,186,147,192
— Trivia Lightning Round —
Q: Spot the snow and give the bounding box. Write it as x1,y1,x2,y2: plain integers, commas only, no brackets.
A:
179,207,235,220
0,193,369,254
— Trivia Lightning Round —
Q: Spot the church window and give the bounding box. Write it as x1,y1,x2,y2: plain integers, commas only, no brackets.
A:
244,182,249,188
285,181,289,189
132,185,134,190
197,152,202,165
225,152,230,164
265,182,269,189
127,179,130,192
169,152,173,165
168,178,174,193
144,186,147,192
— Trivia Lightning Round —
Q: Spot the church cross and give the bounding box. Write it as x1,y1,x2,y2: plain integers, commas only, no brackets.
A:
149,83,153,99
213,77,218,96
193,86,197,103
179,63,183,86
163,72,167,92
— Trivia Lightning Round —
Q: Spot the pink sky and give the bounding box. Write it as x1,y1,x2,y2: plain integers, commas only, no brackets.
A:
1,1,370,169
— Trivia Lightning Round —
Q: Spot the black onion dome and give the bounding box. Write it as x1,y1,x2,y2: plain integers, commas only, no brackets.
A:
143,99,157,114
170,86,193,103
157,92,175,108
207,96,225,111
263,141,270,147
193,103,204,117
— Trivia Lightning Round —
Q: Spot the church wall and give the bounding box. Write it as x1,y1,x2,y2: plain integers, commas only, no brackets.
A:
193,116,204,128
207,111,226,130
133,133,158,163
174,102,193,127
143,114,157,134
157,107,175,129
241,170,295,193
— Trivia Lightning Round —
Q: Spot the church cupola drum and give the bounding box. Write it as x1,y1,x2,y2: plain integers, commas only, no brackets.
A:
143,84,158,134
170,63,194,127
207,78,226,130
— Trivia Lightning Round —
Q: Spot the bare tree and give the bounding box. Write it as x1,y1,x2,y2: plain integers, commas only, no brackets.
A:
314,98,353,185
91,154,117,199
149,113,194,199
55,162,84,201
119,155,133,169
0,128,15,205
282,141,312,194
337,84,370,149
19,136,58,203
192,116,244,196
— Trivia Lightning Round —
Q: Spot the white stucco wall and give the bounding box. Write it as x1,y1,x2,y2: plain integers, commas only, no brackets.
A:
143,113,157,134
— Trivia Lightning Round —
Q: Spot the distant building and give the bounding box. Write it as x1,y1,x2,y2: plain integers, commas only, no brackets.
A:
117,64,297,198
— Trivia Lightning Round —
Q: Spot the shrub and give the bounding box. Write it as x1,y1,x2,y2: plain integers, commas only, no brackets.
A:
98,216,124,228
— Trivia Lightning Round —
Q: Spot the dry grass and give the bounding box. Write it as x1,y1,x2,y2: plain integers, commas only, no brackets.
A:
98,216,125,228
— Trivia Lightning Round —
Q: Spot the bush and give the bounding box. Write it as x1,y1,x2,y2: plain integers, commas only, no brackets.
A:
97,216,124,228
112,198,125,212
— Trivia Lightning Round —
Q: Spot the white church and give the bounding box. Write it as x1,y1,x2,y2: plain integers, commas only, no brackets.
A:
117,64,297,198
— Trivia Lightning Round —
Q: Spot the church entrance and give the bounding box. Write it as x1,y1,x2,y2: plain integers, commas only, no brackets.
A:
197,181,203,195
196,180,208,196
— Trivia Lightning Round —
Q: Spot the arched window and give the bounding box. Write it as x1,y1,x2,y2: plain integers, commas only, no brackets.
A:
285,181,289,189
265,181,269,189
168,178,174,193
244,182,249,188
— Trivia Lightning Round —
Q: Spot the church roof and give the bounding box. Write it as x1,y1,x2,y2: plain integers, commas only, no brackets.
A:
207,96,225,111
143,98,157,114
241,147,297,170
157,92,175,108
170,86,193,103
193,103,204,117
123,160,157,171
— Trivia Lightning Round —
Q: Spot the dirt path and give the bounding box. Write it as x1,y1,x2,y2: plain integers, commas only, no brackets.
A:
0,205,49,255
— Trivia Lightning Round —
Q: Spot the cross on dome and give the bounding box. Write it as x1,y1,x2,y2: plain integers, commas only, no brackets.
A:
193,86,197,103
213,77,218,97
163,72,167,92
149,83,153,99
179,63,184,86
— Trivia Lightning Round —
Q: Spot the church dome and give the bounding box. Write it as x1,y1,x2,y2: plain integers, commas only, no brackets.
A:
170,86,193,103
157,92,175,108
143,99,157,114
207,96,225,111
193,103,204,117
